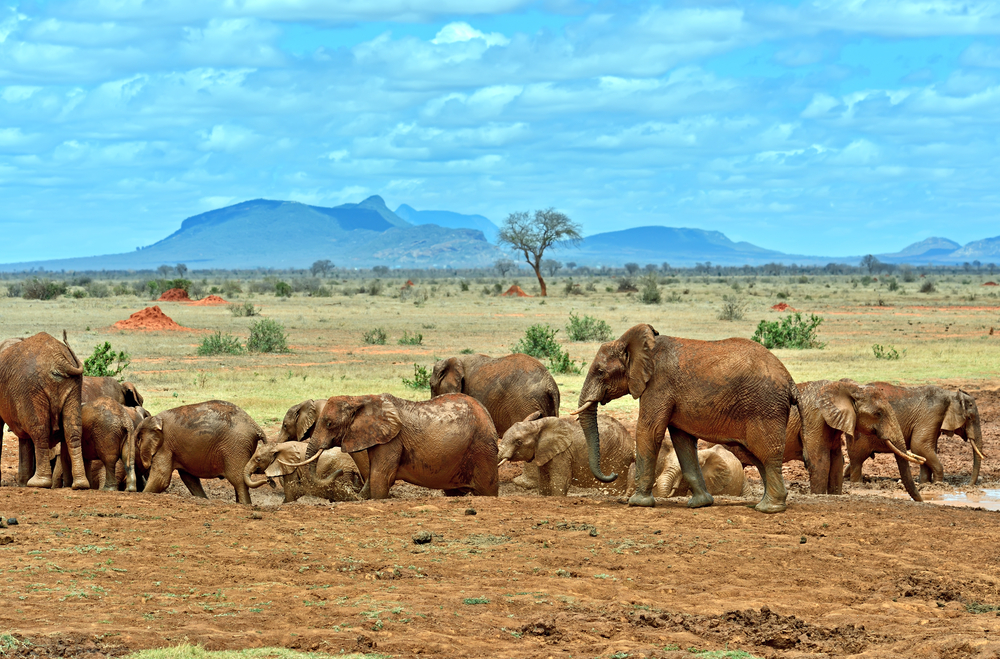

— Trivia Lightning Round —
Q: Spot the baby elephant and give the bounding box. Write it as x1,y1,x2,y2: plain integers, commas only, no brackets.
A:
134,400,266,504
244,441,365,502
652,443,749,499
81,396,150,492
498,413,635,495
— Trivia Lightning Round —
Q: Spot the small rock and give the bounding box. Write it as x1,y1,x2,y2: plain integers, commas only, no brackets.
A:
465,508,477,516
412,531,432,545
800,536,807,544
589,528,598,537
0,518,6,529
6,518,16,525
0,536,13,545
250,512,263,520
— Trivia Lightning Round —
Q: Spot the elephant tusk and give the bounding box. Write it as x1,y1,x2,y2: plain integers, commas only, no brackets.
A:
498,458,508,468
569,401,595,416
971,441,986,461
904,451,925,464
279,450,323,468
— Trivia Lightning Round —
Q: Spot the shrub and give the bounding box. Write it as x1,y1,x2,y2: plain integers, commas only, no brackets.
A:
83,342,131,379
511,324,562,359
229,302,260,317
246,318,289,353
161,278,192,292
398,331,423,346
751,313,825,349
566,312,613,342
197,332,245,356
6,281,23,297
860,275,872,287
22,278,67,300
363,327,388,345
718,295,748,321
775,290,790,300
275,281,292,298
402,364,431,389
222,280,243,296
547,349,583,374
112,282,134,296
886,277,900,292
367,280,383,296
616,277,638,293
920,280,936,293
563,279,584,296
70,289,87,299
85,281,111,298
872,344,904,360
459,280,470,292
640,276,661,304
313,285,332,297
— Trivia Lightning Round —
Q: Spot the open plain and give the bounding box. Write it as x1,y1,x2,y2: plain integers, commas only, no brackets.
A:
2,272,999,659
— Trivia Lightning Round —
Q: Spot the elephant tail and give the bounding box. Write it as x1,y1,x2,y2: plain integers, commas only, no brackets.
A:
61,330,84,376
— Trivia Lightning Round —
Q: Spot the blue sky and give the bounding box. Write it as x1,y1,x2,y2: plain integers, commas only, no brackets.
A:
2,0,1000,262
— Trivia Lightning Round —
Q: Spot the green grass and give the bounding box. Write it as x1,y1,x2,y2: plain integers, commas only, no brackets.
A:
123,645,386,659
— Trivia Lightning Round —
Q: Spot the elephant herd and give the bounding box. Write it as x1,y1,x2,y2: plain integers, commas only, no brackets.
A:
0,328,986,514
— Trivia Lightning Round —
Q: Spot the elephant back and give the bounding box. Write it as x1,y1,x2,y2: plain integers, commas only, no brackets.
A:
463,354,560,436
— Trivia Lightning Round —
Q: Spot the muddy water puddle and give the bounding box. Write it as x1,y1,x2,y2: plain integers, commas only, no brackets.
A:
879,488,1000,511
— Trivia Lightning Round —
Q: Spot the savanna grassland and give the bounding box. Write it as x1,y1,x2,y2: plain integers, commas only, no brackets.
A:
1,271,1000,659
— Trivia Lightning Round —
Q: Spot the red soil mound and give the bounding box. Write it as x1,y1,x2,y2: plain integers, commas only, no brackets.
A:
158,288,191,302
770,302,796,311
501,284,531,297
186,295,229,306
984,282,998,286
401,280,415,289
113,306,192,331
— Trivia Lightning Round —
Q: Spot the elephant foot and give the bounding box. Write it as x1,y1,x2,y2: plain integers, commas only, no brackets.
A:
513,474,537,489
754,499,787,514
71,477,91,490
686,492,714,509
26,475,53,488
627,492,655,507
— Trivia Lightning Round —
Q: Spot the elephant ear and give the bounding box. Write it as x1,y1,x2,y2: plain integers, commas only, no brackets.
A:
942,392,968,432
138,417,164,469
266,443,306,478
342,397,402,453
818,380,858,437
122,382,144,407
620,324,658,399
295,401,320,441
431,358,463,394
522,410,543,423
532,418,574,466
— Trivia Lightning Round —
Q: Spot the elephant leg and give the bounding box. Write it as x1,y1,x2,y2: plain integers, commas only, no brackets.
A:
177,470,208,499
142,453,174,494
17,436,34,486
828,448,845,494
366,443,401,500
894,454,922,502
536,461,555,497
629,417,670,507
470,450,499,497
807,447,830,494
514,462,540,489
27,430,54,488
668,427,713,509
102,460,118,491
61,397,89,490
911,430,943,483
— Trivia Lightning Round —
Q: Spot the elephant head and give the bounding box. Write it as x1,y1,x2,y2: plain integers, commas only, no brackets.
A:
497,412,570,465
822,380,920,464
121,405,150,492
245,441,307,489
121,382,144,408
298,395,402,471
134,415,163,473
430,357,466,396
574,324,658,483
942,390,985,485
275,399,326,443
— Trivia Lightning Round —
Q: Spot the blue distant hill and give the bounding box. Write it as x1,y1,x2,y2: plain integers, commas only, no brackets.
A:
395,205,500,243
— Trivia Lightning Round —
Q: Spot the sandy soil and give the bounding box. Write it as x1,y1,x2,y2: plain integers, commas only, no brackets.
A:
1,383,999,659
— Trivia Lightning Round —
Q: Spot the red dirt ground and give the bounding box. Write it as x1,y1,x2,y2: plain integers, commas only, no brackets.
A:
186,295,230,306
112,306,193,331
157,288,192,302
1,384,999,658
770,302,795,311
501,284,532,297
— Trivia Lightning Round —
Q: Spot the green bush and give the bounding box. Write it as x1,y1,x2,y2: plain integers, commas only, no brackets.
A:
85,281,111,298
640,276,661,304
22,278,67,300
402,364,431,389
228,301,260,317
367,280,384,296
197,332,245,356
920,280,936,293
512,324,582,374
83,342,131,379
459,280,470,292
70,289,87,299
246,318,289,353
718,295,748,321
274,281,292,298
363,327,388,345
6,281,23,297
398,331,423,345
616,277,638,292
566,312,612,342
872,344,904,360
886,277,900,292
751,313,825,349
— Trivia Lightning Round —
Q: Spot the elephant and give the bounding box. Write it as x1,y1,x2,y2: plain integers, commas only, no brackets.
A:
243,441,365,502
850,383,984,485
79,397,149,492
0,332,89,489
430,352,560,490
82,376,144,407
274,399,327,443
784,380,924,500
497,412,634,496
134,400,266,504
291,393,499,499
574,324,797,513
653,443,749,499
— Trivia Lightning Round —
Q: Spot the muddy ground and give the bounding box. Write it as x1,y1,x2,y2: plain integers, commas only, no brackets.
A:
2,384,1000,659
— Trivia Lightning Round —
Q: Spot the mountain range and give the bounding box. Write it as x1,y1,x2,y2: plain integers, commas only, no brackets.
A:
3,195,1000,271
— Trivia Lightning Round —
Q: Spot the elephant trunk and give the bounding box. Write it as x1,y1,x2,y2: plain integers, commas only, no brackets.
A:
969,420,984,486
243,460,269,489
658,463,682,498
577,402,618,483
314,467,345,490
894,453,923,502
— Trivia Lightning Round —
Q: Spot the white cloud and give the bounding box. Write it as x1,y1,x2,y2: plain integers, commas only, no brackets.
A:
2,86,42,102
198,124,257,152
432,22,509,47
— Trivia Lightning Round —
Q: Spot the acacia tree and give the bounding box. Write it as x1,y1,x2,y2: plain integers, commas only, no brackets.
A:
498,208,581,296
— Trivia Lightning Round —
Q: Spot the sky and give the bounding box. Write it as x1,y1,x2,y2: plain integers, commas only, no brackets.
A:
2,0,1000,262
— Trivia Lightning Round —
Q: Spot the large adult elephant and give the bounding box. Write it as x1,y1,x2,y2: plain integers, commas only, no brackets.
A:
850,383,984,485
274,399,327,443
574,324,797,513
431,353,559,489
290,393,499,499
134,400,265,504
243,442,364,502
0,332,89,489
784,379,924,499
497,412,634,496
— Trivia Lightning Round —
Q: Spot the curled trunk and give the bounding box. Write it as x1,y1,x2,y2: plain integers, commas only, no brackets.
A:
578,403,617,483
243,461,269,489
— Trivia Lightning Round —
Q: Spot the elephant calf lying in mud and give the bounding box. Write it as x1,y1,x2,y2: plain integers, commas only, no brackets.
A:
244,441,367,502
650,442,750,499
498,413,635,496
